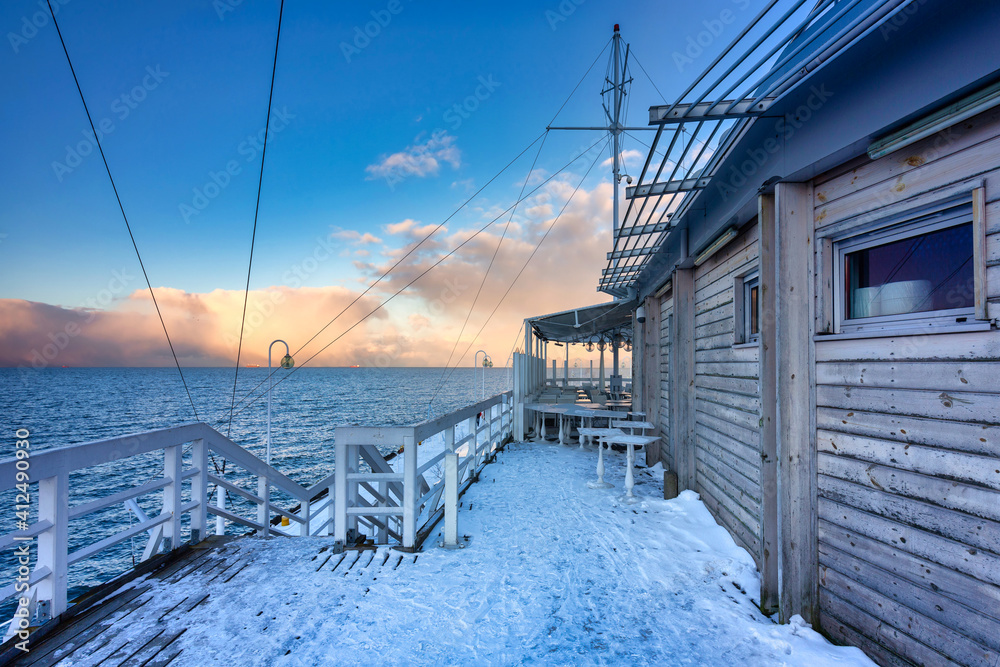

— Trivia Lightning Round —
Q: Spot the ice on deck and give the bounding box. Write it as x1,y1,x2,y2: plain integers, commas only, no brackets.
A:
57,442,873,666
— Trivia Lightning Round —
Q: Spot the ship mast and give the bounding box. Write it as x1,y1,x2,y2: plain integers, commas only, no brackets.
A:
547,25,636,264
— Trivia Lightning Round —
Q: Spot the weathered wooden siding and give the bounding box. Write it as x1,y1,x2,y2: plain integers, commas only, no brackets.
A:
812,106,1000,667
658,293,674,472
692,225,763,563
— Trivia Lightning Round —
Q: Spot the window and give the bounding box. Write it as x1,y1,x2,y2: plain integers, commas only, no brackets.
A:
834,202,976,333
734,270,760,345
744,274,760,342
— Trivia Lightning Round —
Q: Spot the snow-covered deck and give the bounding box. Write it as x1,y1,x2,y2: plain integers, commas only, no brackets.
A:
23,442,873,666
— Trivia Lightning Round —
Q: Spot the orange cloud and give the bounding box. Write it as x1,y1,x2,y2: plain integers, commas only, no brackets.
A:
1,180,631,370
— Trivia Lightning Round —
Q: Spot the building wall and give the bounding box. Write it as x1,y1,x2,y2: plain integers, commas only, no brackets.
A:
657,292,674,472
810,106,1000,666
690,225,764,563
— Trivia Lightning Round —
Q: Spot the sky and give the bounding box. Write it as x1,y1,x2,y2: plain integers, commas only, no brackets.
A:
0,0,759,368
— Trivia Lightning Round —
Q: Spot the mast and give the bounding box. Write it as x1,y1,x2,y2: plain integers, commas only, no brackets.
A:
547,24,636,262
612,24,621,237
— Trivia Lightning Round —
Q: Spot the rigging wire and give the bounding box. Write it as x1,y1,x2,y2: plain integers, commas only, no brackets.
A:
228,137,609,420
223,131,549,419
430,132,550,403
226,0,286,438
427,138,609,408
45,0,199,422
549,37,612,126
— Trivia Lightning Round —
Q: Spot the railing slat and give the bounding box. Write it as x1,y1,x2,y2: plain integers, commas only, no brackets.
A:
67,512,171,566
67,477,171,520
0,521,53,552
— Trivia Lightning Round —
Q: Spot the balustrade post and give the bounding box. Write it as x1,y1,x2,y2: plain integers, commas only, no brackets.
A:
257,476,270,537
36,472,68,620
402,435,417,549
334,435,348,548
190,439,208,544
467,415,478,470
377,481,388,543
163,445,183,551
215,485,225,536
443,452,459,548
302,499,311,537
325,482,335,537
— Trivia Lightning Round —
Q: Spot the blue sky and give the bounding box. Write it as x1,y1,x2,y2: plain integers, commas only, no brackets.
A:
0,0,759,366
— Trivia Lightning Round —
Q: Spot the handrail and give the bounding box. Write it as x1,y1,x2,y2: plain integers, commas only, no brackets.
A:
0,391,515,644
335,390,514,551
0,421,318,637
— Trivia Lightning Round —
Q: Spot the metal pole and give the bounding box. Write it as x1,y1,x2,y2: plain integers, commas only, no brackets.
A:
267,339,289,466
612,25,621,237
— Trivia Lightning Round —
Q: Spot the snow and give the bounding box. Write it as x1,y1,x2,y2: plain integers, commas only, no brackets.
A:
64,441,875,666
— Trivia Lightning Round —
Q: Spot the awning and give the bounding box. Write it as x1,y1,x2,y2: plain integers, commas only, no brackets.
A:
528,300,636,344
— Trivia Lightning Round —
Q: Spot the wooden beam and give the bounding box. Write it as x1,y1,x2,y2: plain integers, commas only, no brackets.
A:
973,186,988,320
642,295,662,465
669,268,696,490
757,193,779,615
774,182,818,624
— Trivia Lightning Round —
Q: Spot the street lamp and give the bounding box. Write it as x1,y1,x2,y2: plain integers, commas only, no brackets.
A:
267,339,294,466
474,350,492,399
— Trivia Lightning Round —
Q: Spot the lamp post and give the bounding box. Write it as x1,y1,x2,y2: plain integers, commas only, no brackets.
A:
475,350,492,399
267,340,294,466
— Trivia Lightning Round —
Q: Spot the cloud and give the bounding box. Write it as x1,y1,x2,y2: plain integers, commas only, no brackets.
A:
601,149,644,170
1,176,630,371
365,130,461,182
331,227,382,245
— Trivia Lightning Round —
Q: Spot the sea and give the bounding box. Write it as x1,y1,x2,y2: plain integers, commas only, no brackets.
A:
0,366,512,619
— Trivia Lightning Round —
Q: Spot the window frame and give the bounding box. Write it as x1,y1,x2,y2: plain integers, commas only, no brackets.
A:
743,272,760,344
733,268,760,346
832,201,976,334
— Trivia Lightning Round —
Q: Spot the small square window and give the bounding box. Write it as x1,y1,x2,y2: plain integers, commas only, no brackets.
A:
734,270,760,345
835,203,976,333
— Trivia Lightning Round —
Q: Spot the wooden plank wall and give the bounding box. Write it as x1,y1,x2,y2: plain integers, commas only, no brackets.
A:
691,225,763,565
658,293,674,472
811,106,1000,666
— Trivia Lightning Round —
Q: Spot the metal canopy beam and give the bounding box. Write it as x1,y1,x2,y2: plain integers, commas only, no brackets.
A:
616,221,670,238
601,264,641,277
607,246,657,261
649,97,775,123
626,177,710,199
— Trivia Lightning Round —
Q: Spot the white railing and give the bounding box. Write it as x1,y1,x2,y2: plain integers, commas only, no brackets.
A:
0,422,332,633
334,391,513,551
0,392,516,639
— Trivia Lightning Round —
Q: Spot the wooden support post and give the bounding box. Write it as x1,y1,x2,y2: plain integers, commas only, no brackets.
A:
774,182,817,624
443,452,459,547
669,268,696,490
513,355,524,440
257,475,270,538
402,435,417,549
36,472,68,620
758,192,780,615
642,295,661,465
163,445,183,550
190,438,208,544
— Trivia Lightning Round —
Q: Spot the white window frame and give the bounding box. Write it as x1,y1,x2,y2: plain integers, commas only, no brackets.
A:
833,201,976,334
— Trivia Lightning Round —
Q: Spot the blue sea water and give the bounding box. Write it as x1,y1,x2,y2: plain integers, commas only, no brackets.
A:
0,366,511,618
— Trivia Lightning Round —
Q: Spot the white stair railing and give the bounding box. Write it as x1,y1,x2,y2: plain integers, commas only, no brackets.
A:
334,391,513,552
0,392,514,642
0,423,314,633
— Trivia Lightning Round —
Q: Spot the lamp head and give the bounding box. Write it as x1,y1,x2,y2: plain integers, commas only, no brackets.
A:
280,354,294,369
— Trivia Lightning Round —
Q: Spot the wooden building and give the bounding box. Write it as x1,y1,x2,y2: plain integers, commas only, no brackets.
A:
606,1,1000,665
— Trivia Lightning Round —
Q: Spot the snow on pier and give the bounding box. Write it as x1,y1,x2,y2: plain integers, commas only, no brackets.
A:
21,442,873,666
